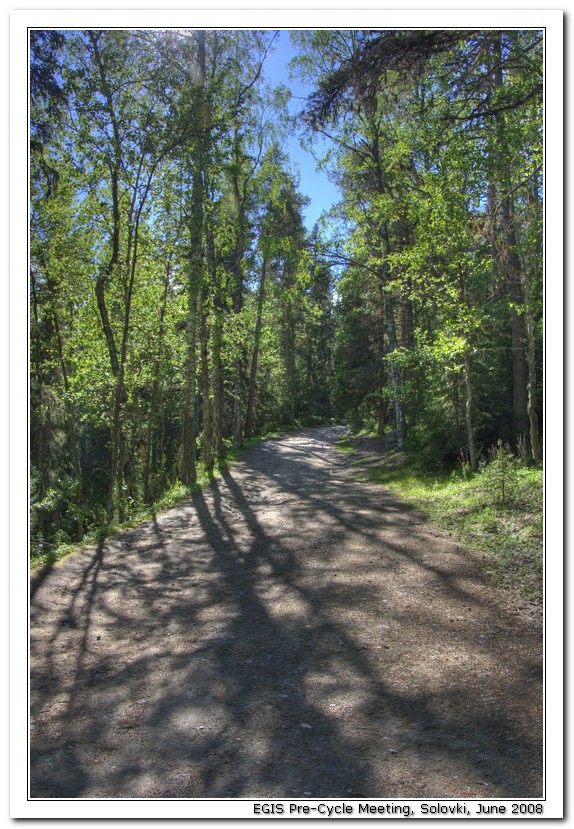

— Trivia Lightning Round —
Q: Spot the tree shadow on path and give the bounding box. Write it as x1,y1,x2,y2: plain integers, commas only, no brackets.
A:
29,427,542,799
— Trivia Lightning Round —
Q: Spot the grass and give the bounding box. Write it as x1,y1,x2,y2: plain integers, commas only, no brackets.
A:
33,421,542,604
341,433,543,604
334,435,355,453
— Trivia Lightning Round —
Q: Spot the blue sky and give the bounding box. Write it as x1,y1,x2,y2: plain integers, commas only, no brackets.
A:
262,30,341,230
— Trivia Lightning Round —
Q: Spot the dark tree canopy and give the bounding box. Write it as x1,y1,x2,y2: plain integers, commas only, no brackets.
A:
305,29,542,127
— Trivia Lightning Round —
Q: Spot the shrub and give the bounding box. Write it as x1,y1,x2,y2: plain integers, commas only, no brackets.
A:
480,441,519,506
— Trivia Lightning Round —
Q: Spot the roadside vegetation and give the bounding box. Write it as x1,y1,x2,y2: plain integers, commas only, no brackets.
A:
31,416,335,572
31,31,542,572
337,434,543,604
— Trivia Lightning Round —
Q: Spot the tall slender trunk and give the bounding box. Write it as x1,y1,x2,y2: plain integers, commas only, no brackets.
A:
204,191,224,460
182,161,203,485
182,30,206,485
373,293,386,438
376,356,386,438
114,206,145,521
91,159,121,522
489,32,529,441
52,303,84,537
199,287,213,471
521,260,542,463
211,304,225,460
89,33,124,521
283,298,296,423
233,357,243,449
245,259,267,440
231,176,245,449
381,222,405,449
182,176,201,485
463,348,477,471
143,263,171,502
503,200,529,438
384,294,405,449
182,287,198,485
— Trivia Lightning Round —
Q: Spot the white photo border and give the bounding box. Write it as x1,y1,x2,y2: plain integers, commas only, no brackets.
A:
11,6,563,821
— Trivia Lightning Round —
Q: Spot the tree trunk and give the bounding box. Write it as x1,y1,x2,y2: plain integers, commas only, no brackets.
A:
182,163,202,484
463,347,477,472
143,263,171,503
52,301,84,537
231,234,245,448
489,32,529,442
503,200,529,439
384,294,405,449
233,358,243,449
229,126,249,449
182,30,206,485
199,286,213,472
373,294,387,438
210,304,225,460
381,222,405,449
182,291,198,486
376,395,386,438
283,300,296,423
520,259,542,464
245,259,267,440
109,374,127,522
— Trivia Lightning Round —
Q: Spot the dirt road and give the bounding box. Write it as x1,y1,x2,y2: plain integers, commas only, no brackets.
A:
29,426,542,799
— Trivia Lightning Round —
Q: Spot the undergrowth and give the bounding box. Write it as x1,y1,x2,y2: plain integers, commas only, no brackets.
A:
341,434,543,604
30,417,337,573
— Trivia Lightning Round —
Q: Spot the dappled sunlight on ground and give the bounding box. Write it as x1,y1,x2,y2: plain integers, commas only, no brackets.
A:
30,427,542,799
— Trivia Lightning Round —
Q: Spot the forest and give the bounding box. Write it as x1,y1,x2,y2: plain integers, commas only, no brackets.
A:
30,28,543,563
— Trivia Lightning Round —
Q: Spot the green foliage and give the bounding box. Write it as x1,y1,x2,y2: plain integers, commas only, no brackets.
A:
294,29,542,464
407,407,466,471
29,28,543,565
480,441,519,507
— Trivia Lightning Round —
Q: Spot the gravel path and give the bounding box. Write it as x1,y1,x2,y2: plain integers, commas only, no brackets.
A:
29,426,542,799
